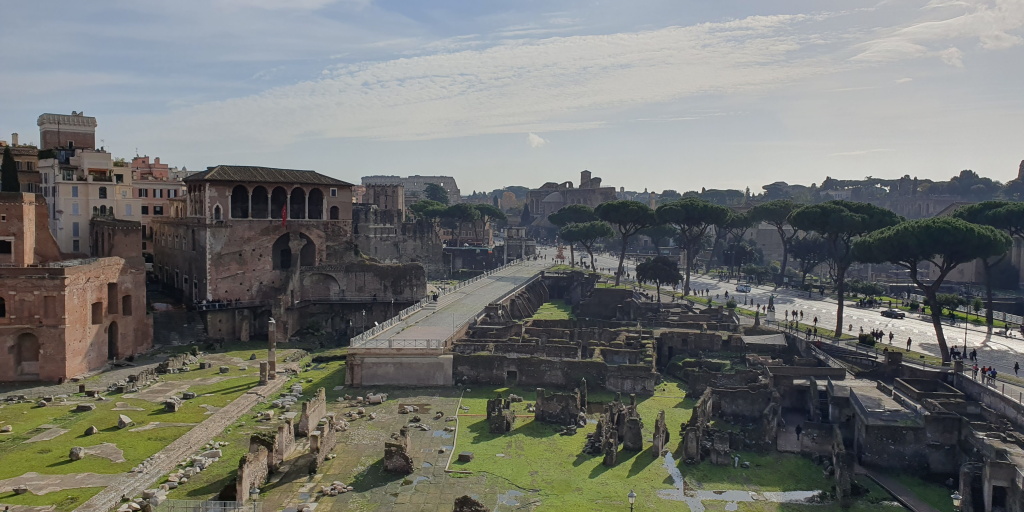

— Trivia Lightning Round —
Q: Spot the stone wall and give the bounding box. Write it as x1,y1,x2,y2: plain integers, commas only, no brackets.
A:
384,427,414,474
453,354,656,394
274,418,295,471
535,387,585,426
297,387,327,437
235,435,274,504
309,415,338,473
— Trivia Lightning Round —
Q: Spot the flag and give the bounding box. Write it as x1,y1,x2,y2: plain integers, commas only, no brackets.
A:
281,205,287,227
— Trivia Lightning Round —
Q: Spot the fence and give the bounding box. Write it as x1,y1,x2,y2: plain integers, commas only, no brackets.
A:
349,258,526,347
155,500,261,512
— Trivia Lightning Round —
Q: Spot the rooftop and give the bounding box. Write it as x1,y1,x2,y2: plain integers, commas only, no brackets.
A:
185,165,352,186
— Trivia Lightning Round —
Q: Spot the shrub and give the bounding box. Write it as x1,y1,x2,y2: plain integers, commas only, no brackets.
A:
858,333,876,346
726,299,738,309
907,301,920,312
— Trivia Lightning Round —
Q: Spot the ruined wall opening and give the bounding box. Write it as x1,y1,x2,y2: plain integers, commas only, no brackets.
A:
231,185,250,219
122,295,133,316
91,302,103,324
329,206,339,220
290,187,306,220
107,321,119,360
271,187,287,219
0,297,5,317
299,233,316,266
308,188,324,219
213,205,222,221
16,332,40,375
251,186,269,219
272,234,292,270
107,283,119,314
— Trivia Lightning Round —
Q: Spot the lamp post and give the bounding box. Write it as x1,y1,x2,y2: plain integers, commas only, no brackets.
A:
951,491,962,512
628,490,637,512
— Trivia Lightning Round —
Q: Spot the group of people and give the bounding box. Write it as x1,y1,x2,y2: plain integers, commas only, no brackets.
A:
972,364,1000,384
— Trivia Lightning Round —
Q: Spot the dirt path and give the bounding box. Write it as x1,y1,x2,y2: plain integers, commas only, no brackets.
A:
74,374,291,512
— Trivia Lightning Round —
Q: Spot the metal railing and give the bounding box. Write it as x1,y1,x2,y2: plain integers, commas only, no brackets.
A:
194,300,268,311
353,338,444,350
155,500,261,512
349,258,527,347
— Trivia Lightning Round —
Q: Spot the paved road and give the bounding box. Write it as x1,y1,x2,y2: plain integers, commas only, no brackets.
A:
550,247,1024,381
360,258,553,347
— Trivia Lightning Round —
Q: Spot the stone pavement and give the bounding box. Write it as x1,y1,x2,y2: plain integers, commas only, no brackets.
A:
73,372,292,512
366,258,551,345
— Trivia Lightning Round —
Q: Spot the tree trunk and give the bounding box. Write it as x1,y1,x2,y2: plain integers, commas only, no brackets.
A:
683,251,695,297
615,238,628,286
569,245,575,267
984,260,995,334
778,241,790,289
925,289,951,362
834,271,846,338
587,247,596,271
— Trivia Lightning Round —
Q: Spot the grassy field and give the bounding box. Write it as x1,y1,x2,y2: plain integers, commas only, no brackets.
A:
531,300,576,321
0,347,293,510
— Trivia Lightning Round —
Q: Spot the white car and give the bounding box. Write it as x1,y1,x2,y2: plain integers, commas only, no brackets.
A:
736,284,752,293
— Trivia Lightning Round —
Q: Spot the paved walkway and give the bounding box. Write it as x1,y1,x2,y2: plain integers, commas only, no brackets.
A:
74,373,292,512
358,259,551,348
856,465,943,512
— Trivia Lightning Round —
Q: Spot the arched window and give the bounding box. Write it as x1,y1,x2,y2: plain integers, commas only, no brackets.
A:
251,186,269,219
307,189,324,219
230,185,249,219
290,187,306,220
213,205,222,221
270,187,287,219
299,233,316,266
329,206,339,220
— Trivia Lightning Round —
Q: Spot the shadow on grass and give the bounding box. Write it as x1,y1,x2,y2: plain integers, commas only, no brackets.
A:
589,447,640,478
464,414,561,442
349,458,405,492
47,459,74,468
627,448,657,476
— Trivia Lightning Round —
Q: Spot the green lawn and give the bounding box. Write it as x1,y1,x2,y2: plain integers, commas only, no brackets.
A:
531,300,576,321
0,486,105,512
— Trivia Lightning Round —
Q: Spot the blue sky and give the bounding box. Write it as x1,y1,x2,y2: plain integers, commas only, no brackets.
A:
2,0,1023,194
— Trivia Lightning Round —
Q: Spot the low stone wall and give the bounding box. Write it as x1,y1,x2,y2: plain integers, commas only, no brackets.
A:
297,387,327,437
895,377,963,402
235,436,274,504
535,387,585,426
453,354,656,394
309,415,338,473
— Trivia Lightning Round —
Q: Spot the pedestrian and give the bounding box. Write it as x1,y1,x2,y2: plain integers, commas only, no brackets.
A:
795,424,803,440
981,366,988,383
972,364,979,379
906,337,912,350
970,348,977,361
889,331,894,344
1015,362,1020,376
991,368,998,385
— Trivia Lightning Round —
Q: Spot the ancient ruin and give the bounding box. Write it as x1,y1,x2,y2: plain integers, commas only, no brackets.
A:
383,427,415,474
297,387,327,437
486,394,516,434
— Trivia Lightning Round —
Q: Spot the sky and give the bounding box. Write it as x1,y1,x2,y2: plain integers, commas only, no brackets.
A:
2,0,1023,195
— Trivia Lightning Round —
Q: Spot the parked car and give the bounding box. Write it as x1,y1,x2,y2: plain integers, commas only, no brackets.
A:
736,284,752,293
881,309,905,319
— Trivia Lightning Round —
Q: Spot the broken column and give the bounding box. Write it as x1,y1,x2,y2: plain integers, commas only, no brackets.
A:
651,410,669,457
259,362,269,386
267,317,278,380
384,427,414,474
486,394,515,434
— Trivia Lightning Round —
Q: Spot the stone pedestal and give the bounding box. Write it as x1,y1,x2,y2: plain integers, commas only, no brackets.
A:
259,362,270,385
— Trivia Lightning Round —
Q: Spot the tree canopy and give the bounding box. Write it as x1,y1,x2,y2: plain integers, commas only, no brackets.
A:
559,221,614,270
424,182,450,204
790,200,901,336
854,216,1011,361
0,146,19,193
953,200,1024,329
548,204,597,227
636,256,681,304
596,200,656,285
748,199,800,286
656,198,730,295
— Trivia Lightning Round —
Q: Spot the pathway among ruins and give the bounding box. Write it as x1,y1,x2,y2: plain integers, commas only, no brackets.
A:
856,465,943,512
73,373,292,512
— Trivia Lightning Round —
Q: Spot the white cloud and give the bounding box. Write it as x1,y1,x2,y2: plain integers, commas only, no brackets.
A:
895,77,914,83
939,46,965,66
527,132,548,148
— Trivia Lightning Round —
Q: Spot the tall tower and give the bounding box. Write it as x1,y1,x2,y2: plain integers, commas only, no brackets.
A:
37,111,97,150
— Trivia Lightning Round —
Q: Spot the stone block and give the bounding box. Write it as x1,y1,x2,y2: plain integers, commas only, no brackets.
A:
75,403,97,413
70,446,85,460
85,425,99,436
219,366,230,374
118,414,134,429
458,452,474,463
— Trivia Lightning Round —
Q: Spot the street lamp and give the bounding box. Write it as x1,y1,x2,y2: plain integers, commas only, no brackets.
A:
627,490,637,511
951,491,962,512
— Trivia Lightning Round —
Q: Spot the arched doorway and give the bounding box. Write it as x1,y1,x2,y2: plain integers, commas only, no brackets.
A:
299,233,317,266
107,322,119,360
16,332,40,376
272,234,292,270
231,185,250,219
329,206,339,220
270,187,287,219
308,188,324,219
251,186,269,219
290,187,306,220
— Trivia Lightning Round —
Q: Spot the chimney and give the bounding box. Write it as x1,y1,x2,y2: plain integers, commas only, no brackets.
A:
11,133,18,145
